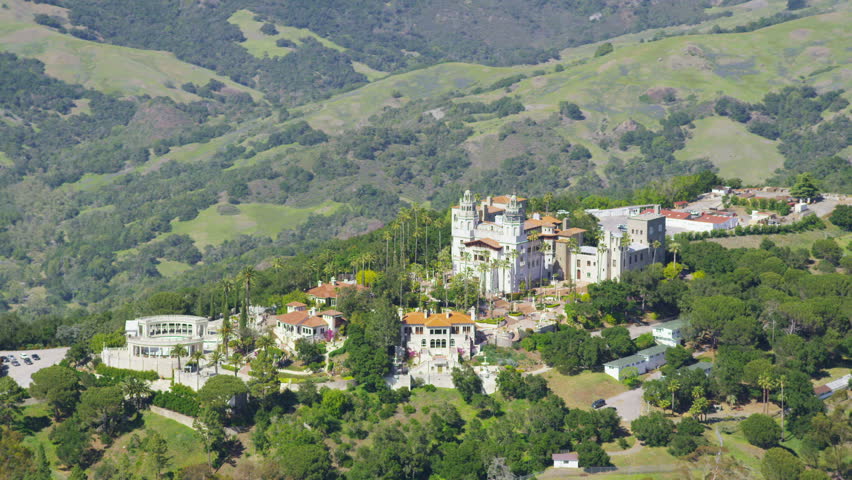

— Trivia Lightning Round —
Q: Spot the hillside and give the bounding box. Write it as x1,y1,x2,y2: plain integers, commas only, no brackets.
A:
0,0,848,317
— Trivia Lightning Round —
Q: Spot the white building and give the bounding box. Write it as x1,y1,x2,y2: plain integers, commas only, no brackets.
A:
552,453,580,469
451,192,539,294
655,209,738,232
603,345,670,380
562,212,666,284
401,310,476,368
272,302,346,350
123,315,216,358
652,319,687,347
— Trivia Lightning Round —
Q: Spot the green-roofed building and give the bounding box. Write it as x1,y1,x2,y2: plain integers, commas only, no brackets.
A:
653,318,688,347
603,344,671,380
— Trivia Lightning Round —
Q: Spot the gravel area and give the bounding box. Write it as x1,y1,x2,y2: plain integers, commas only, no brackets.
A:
0,347,69,388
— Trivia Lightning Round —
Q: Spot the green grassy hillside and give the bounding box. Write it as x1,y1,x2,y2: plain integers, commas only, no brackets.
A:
167,201,342,248
675,116,786,183
0,0,261,101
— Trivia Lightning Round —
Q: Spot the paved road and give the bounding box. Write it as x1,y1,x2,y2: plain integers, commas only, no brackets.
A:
604,371,661,422
0,347,69,387
590,320,664,340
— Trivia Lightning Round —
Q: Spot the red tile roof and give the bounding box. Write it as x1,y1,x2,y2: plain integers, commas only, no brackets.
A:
692,214,733,224
302,316,328,328
286,301,307,307
659,209,692,220
492,195,526,204
486,206,505,214
557,227,586,237
403,311,475,326
306,282,367,299
463,238,503,250
317,310,344,317
273,310,309,326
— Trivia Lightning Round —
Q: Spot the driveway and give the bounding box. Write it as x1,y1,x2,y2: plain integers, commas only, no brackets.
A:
591,321,659,340
0,347,69,388
604,371,661,422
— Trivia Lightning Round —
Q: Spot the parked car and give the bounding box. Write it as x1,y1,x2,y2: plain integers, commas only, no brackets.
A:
592,399,606,409
19,353,29,359
23,358,32,365
0,356,6,362
31,354,41,361
10,360,20,367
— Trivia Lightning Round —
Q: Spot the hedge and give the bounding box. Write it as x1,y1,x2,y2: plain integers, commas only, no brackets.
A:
152,384,200,417
675,214,824,242
95,364,159,383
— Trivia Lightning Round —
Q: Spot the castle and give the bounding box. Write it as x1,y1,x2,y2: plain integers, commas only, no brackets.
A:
450,191,666,294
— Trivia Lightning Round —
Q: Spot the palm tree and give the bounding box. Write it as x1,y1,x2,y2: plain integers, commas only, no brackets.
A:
121,376,152,411
758,373,774,414
778,374,786,441
507,249,520,294
172,344,188,372
383,230,392,270
651,240,662,265
231,352,244,377
668,240,681,266
256,334,275,353
271,256,286,277
207,349,224,375
219,319,232,357
668,379,681,414
564,238,579,296
221,279,234,320
240,266,256,315
190,350,205,372
597,243,608,282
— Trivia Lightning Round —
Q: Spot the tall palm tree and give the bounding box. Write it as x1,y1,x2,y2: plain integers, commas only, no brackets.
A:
221,279,234,320
668,240,681,266
207,349,224,375
758,373,774,414
231,352,244,377
190,350,205,372
507,249,519,294
597,243,608,283
271,256,286,276
383,230,392,270
240,266,256,315
172,344,188,372
219,321,232,357
564,238,579,296
668,379,681,414
651,240,662,265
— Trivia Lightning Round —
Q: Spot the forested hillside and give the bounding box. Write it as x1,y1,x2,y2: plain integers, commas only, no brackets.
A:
0,0,849,320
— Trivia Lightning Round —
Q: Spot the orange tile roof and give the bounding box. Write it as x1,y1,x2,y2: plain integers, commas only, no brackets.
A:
463,238,503,250
492,195,526,204
402,311,475,326
306,282,367,299
692,214,733,224
487,206,505,214
286,301,307,307
317,310,344,317
557,227,586,237
659,209,692,220
302,316,328,328
274,310,309,326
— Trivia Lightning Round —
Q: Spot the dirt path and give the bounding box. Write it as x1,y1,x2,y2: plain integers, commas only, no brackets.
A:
607,440,643,457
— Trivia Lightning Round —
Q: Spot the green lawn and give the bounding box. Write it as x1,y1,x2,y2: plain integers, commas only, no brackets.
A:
709,225,851,251
711,420,765,472
675,117,786,184
96,410,208,475
156,259,192,278
168,200,342,248
19,402,63,479
543,370,629,410
0,1,261,102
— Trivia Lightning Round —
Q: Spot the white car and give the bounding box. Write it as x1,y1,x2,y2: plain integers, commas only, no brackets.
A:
19,353,29,359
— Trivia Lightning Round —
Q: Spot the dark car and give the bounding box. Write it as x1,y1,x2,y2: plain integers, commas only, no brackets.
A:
592,399,606,409
31,354,41,361
10,360,20,367
23,358,32,365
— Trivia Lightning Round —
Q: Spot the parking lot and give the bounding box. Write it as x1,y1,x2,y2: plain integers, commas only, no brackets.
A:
0,347,69,387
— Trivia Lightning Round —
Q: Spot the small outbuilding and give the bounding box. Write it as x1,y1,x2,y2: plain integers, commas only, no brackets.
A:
552,452,579,469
